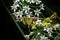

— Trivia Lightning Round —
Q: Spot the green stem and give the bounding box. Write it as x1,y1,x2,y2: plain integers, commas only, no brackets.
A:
1,0,25,38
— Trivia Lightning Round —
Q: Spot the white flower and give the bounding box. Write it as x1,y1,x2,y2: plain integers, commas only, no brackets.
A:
53,24,60,30
23,5,30,11
22,5,30,14
34,9,41,17
35,0,42,4
24,35,30,38
11,4,19,12
49,33,52,37
13,11,23,18
31,38,37,40
14,0,20,2
25,11,32,16
21,0,24,2
40,3,45,10
40,35,50,40
24,35,30,40
31,0,35,3
13,12,19,18
31,38,39,40
25,10,28,15
44,27,53,34
26,0,42,4
29,12,32,16
25,0,35,4
19,2,22,5
37,32,40,35
12,10,23,22
18,10,23,17
33,38,36,40
25,0,30,2
36,19,41,26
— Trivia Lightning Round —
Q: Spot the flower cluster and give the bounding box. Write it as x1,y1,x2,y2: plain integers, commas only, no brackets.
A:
11,0,45,22
11,0,60,40
23,18,60,40
29,18,60,40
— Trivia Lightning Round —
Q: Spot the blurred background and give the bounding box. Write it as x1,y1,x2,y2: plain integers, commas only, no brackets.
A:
0,0,60,40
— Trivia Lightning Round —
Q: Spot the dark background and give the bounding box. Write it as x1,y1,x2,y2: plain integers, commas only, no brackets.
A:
0,0,60,40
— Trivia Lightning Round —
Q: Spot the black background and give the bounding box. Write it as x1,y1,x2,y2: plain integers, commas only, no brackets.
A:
0,0,60,40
